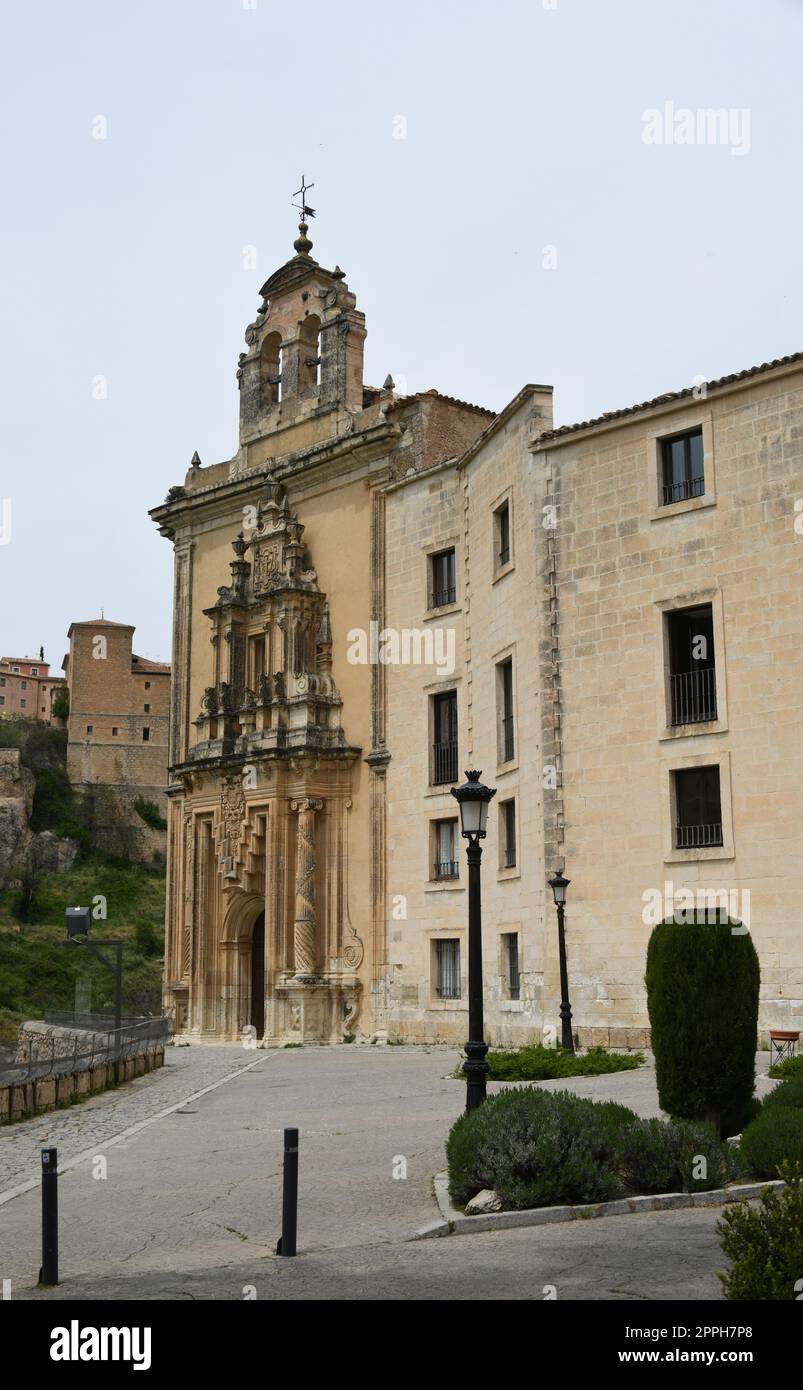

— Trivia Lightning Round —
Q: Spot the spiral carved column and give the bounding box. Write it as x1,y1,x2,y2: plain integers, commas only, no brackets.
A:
291,798,323,978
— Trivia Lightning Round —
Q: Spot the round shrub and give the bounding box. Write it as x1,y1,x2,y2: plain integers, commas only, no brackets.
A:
446,1087,633,1210
718,1164,803,1300
739,1107,803,1179
617,1117,737,1195
645,915,760,1137
763,1074,803,1111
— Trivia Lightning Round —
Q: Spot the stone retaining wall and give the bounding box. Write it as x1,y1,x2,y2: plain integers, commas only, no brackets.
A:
0,1046,164,1124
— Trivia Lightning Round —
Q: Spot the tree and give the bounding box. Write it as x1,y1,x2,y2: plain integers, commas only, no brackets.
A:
645,913,760,1137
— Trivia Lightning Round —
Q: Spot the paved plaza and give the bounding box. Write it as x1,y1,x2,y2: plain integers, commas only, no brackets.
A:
0,1044,778,1301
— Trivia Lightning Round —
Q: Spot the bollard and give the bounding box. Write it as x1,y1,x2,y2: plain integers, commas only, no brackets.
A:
40,1147,58,1286
276,1127,298,1257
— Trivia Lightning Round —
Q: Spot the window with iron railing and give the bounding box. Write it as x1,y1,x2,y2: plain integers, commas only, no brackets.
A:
502,932,520,1001
433,818,459,880
431,691,458,785
498,658,515,761
501,798,517,868
429,548,456,609
436,939,461,999
661,428,705,506
673,765,723,849
667,604,717,726
494,500,511,569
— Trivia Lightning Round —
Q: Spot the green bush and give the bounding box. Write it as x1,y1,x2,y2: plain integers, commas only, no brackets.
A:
763,1075,803,1111
645,914,760,1137
617,1117,737,1195
447,1087,632,1210
483,1044,643,1082
51,687,69,719
768,1054,803,1082
717,1163,803,1300
133,798,167,832
739,1107,803,1179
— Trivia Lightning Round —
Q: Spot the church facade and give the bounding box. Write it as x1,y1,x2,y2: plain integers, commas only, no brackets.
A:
152,217,803,1049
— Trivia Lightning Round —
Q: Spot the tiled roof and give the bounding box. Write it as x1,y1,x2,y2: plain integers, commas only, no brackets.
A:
538,351,803,443
389,388,495,418
132,654,171,673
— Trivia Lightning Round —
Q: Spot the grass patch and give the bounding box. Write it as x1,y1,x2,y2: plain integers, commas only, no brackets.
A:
0,859,165,1046
452,1044,644,1082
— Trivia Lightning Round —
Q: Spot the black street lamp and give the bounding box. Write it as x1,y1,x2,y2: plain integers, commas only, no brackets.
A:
548,870,574,1054
451,770,497,1111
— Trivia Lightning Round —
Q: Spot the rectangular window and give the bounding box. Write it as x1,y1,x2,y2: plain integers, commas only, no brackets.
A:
0,677,5,686
666,604,716,726
673,766,722,849
21,680,27,689
436,939,461,1000
86,724,93,735
497,658,515,761
144,681,151,690
661,428,705,506
248,634,266,688
433,818,459,880
144,703,150,713
111,727,118,736
494,500,511,568
502,932,520,1001
501,798,517,868
20,698,26,708
429,548,456,609
142,727,150,742
31,668,38,676
0,697,4,706
431,691,458,785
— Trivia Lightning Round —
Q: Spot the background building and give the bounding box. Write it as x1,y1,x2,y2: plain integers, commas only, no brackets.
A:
62,619,170,861
0,653,66,724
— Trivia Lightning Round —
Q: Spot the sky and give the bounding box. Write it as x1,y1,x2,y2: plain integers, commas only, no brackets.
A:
0,0,800,670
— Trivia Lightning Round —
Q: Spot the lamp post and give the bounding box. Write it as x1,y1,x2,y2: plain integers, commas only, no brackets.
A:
451,770,496,1111
548,870,574,1054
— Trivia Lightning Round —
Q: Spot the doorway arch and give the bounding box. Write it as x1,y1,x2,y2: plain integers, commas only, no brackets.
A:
250,911,266,1038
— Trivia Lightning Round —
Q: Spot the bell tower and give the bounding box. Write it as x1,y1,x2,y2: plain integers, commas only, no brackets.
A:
237,182,366,446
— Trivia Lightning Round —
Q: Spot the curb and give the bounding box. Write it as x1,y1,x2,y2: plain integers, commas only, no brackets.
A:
415,1173,785,1239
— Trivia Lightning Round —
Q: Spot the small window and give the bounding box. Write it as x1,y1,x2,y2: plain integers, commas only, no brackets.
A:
41,706,46,713
0,677,5,686
11,666,19,673
144,703,150,713
0,697,4,706
431,691,458,785
497,658,515,762
142,727,150,742
86,724,93,735
429,548,456,609
501,799,517,868
673,766,722,849
111,727,118,736
432,818,459,881
502,932,520,1001
144,681,151,690
661,428,704,506
21,680,27,690
494,500,511,569
31,667,38,676
435,939,461,1000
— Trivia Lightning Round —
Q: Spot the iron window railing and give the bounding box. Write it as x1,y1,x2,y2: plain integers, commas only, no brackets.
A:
671,667,717,725
675,821,723,849
662,474,705,506
434,859,459,881
436,940,461,999
507,938,520,1001
430,586,456,608
504,847,517,868
502,714,515,762
432,740,458,785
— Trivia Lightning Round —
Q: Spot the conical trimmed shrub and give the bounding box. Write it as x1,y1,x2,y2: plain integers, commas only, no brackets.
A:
645,914,760,1138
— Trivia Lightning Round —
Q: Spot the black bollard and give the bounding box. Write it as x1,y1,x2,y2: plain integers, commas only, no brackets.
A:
276,1127,298,1257
40,1147,58,1286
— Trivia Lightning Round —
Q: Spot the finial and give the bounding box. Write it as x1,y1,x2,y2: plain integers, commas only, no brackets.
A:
382,374,395,392
292,175,316,256
232,531,248,559
191,450,201,469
